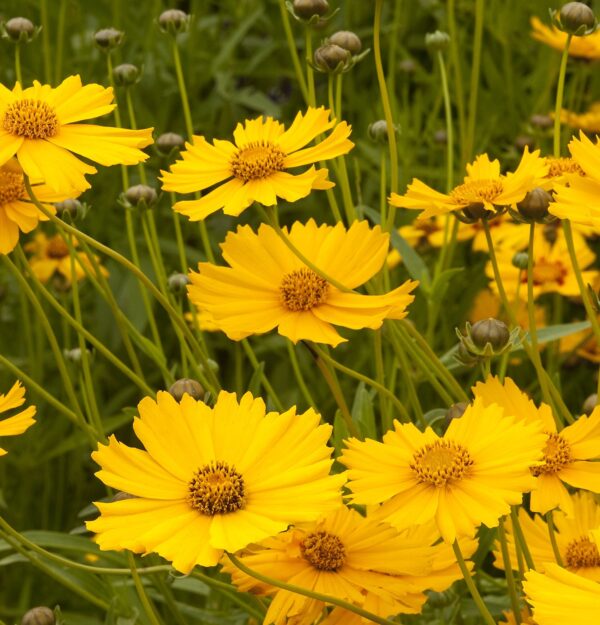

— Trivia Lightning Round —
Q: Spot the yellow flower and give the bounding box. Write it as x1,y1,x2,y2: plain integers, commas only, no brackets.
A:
0,159,78,254
340,398,545,543
187,220,417,347
494,492,600,581
469,288,546,332
160,107,353,221
25,232,108,285
86,390,345,573
560,319,600,364
473,376,600,516
0,381,36,456
559,102,600,133
524,563,600,625
500,608,536,625
531,16,600,60
389,148,547,219
224,506,473,625
0,75,153,193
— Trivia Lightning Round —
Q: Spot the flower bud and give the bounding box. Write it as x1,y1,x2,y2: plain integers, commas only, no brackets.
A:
156,132,185,156
125,184,157,209
292,0,329,19
470,318,510,352
3,17,36,42
94,27,124,51
113,63,141,87
425,30,450,52
314,43,351,73
556,2,597,35
21,607,55,625
398,59,417,73
516,187,553,223
328,30,362,55
530,114,553,129
583,393,598,415
168,272,191,295
169,378,205,402
512,251,529,270
368,120,394,144
158,9,190,35
54,198,83,220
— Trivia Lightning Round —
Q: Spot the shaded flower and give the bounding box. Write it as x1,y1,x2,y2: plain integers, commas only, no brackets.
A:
160,107,352,220
0,381,36,456
559,102,600,134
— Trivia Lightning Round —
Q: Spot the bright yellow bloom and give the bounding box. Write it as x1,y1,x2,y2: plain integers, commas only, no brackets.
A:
524,563,600,625
25,232,108,285
473,376,600,516
494,492,600,581
86,390,345,573
160,107,352,221
225,506,473,625
560,102,600,133
469,288,546,332
0,381,36,456
389,149,547,219
560,318,600,364
0,159,78,254
340,398,545,543
0,75,153,193
500,608,536,625
187,220,417,347
531,16,600,60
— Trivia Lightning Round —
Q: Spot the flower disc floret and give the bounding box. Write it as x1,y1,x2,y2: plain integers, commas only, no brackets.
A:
187,461,245,515
300,530,346,571
410,440,474,487
280,268,329,311
565,537,600,569
449,179,504,206
531,433,572,476
230,142,286,182
0,169,25,205
2,99,58,139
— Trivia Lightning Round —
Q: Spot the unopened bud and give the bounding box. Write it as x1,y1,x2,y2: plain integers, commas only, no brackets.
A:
425,30,450,52
125,184,157,209
168,273,190,295
470,318,510,352
156,132,185,156
516,187,553,223
512,251,529,270
113,63,140,86
158,9,190,35
368,120,395,144
54,198,82,220
3,17,36,42
328,30,362,55
314,43,351,73
556,2,597,35
94,27,124,51
169,378,205,402
21,606,55,625
292,0,329,19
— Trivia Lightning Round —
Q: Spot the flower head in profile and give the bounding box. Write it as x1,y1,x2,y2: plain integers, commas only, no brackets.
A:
473,376,600,516
494,491,600,581
224,506,474,625
390,148,547,220
524,563,600,625
86,390,345,573
531,15,600,59
25,232,108,286
0,75,153,193
0,159,78,254
340,398,545,543
160,107,353,220
559,102,600,134
187,220,417,347
0,381,36,456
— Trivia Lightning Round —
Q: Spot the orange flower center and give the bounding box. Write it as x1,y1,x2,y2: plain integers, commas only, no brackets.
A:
450,179,504,206
46,237,70,259
187,461,245,515
565,536,600,569
546,157,585,178
410,440,474,487
530,432,572,476
300,531,346,571
0,170,25,205
521,257,568,287
2,99,59,139
280,268,329,312
230,141,286,182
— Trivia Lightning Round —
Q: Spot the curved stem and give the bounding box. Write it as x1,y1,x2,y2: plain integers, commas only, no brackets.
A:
554,34,572,158
127,553,165,625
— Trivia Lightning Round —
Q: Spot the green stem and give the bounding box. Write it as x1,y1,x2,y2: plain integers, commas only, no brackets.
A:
14,43,23,84
554,34,573,158
305,27,315,105
276,0,309,104
498,518,522,624
241,339,284,412
510,506,536,571
286,341,317,409
465,0,484,160
127,553,165,625
546,510,564,566
447,0,466,162
55,0,68,83
39,0,52,83
437,50,454,192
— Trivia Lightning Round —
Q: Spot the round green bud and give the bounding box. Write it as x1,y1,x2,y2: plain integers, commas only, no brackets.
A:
470,318,510,352
328,30,362,55
168,272,191,295
512,251,529,270
156,132,185,155
558,2,596,34
4,17,35,42
94,27,124,51
293,0,329,19
314,43,351,72
21,607,55,625
425,30,450,52
125,184,157,208
169,378,205,402
158,9,189,35
113,63,141,86
517,187,553,222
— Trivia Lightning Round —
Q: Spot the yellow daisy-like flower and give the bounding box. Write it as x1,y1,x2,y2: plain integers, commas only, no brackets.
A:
531,16,600,60
160,107,353,221
0,75,153,193
86,390,345,574
473,376,600,516
225,506,473,625
0,158,78,254
494,492,600,581
339,398,545,543
389,148,547,219
0,381,36,456
524,563,600,625
25,232,108,285
187,220,418,347
469,288,546,332
559,102,600,134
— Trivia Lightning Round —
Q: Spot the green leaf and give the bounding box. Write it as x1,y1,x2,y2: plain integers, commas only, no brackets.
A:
350,383,377,438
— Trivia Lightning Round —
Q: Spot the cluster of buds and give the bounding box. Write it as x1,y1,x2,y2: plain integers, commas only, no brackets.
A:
552,2,597,36
1,17,41,43
456,317,519,366
313,29,368,74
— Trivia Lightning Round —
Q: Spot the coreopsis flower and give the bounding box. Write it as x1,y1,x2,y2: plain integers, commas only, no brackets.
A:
560,321,600,363
485,227,597,300
0,75,153,193
524,563,600,625
0,381,36,456
160,107,353,221
473,376,600,516
0,159,78,254
469,288,546,332
187,220,418,347
494,492,600,581
86,390,345,573
225,506,474,625
389,148,547,219
531,15,600,60
25,232,108,285
559,102,600,133
340,398,545,543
